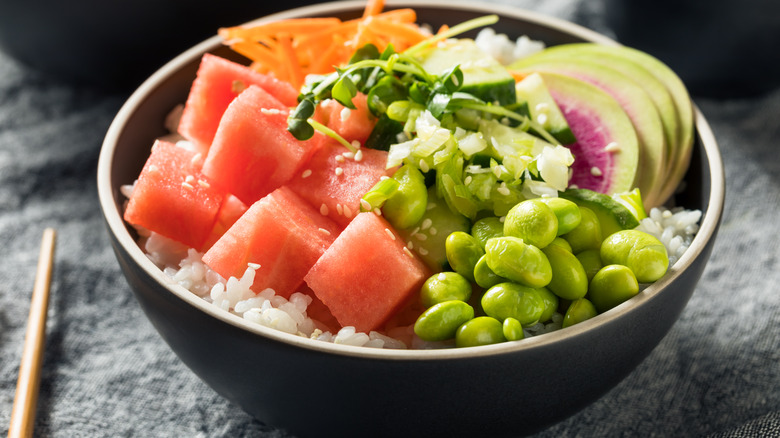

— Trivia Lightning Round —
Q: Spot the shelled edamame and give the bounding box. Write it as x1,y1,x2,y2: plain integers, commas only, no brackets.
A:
412,192,671,348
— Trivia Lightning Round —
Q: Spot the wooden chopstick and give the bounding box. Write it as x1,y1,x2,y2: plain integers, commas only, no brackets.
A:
8,228,57,438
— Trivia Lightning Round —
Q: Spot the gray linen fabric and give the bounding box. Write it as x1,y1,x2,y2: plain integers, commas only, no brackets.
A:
1,1,779,437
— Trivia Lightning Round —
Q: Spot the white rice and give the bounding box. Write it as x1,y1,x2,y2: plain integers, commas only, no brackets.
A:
635,207,702,266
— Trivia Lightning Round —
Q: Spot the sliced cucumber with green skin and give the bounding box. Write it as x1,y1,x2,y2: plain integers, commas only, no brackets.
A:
560,188,640,239
419,39,516,106
399,187,471,271
515,73,575,145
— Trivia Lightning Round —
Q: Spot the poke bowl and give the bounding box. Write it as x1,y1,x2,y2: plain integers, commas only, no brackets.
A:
97,1,725,436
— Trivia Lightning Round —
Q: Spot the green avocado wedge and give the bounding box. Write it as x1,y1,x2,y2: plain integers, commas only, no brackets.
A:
510,43,694,207
536,72,639,197
509,58,666,209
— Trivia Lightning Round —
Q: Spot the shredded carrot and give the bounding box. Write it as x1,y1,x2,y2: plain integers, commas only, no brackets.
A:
508,70,527,82
219,0,432,89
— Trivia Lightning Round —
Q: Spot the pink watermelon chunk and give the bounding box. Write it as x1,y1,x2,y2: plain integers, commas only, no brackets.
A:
202,186,340,299
201,85,322,206
304,212,431,333
201,193,248,251
287,139,393,228
314,93,377,146
178,53,299,149
124,140,227,251
540,72,639,196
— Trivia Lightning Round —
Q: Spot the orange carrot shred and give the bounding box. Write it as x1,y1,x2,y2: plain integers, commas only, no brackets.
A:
362,0,385,18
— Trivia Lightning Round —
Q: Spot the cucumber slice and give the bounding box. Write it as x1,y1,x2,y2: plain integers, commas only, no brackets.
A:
560,188,640,238
419,39,516,106
515,73,576,145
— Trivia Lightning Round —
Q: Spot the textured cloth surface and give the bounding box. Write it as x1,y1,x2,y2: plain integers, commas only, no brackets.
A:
1,1,778,437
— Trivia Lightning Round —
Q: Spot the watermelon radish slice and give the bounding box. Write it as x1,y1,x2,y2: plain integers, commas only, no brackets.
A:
201,85,321,206
178,53,299,150
304,212,430,333
124,140,227,251
538,72,639,196
202,186,340,299
511,60,666,208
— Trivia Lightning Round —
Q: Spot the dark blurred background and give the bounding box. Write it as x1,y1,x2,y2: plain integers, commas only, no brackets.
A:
1,0,779,97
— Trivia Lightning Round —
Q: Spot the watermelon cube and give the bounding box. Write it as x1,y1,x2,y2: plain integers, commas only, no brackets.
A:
314,93,377,146
201,85,322,206
124,140,227,251
304,212,431,333
287,139,393,228
202,186,340,299
178,53,299,149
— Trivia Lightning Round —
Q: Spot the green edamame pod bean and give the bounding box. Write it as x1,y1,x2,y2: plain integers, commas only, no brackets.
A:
414,300,475,342
576,249,603,283
562,206,602,253
600,230,669,283
383,165,428,230
481,282,545,326
503,199,558,248
542,244,588,300
535,286,559,323
562,298,598,328
502,317,525,341
548,237,573,253
484,236,552,288
538,197,582,236
419,272,472,308
471,216,504,249
473,255,507,289
588,264,639,313
455,316,506,348
445,231,484,283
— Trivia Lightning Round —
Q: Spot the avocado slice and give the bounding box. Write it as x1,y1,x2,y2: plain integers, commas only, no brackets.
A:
418,39,516,106
509,58,667,209
534,72,639,197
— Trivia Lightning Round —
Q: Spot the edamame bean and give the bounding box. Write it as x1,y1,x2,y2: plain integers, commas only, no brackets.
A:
588,264,639,313
562,206,602,253
502,317,525,341
542,244,588,300
600,230,669,283
481,282,546,326
414,300,475,341
562,298,598,328
471,216,504,249
445,231,484,282
485,236,552,288
419,272,472,308
455,316,506,348
548,237,573,253
503,199,558,248
538,197,582,236
576,249,603,283
473,255,507,289
535,286,560,323
383,165,428,229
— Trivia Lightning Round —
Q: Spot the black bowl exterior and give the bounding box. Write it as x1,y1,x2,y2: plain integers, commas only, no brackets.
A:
98,1,725,436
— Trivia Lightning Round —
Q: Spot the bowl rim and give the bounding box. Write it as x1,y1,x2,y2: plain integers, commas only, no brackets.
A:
97,0,725,361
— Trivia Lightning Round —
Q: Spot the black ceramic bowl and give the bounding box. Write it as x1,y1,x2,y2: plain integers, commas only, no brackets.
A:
97,1,725,436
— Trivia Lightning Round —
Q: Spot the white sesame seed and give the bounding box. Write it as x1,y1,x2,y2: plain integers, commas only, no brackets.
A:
497,186,511,196
360,199,372,211
415,233,428,241
351,140,361,149
148,164,159,173
429,227,438,236
190,153,203,167
421,218,433,230
403,247,415,258
320,204,329,216
342,151,355,159
247,262,261,270
536,113,548,125
318,228,331,236
419,159,430,173
411,226,421,236
385,228,396,240
407,240,414,250
197,179,210,188
373,208,382,216
590,166,603,177
343,205,353,218
604,142,620,153
354,150,363,162
301,169,312,178
181,181,194,190
335,167,344,176
535,102,550,112
185,175,196,184
336,203,343,216
335,155,346,162
260,108,282,115
464,176,473,185
340,107,351,122
380,175,390,181
419,247,429,256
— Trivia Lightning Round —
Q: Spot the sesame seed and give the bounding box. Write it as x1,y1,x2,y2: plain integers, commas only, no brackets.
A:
536,113,548,125
604,142,620,153
499,216,506,223
197,179,210,188
336,203,343,216
335,155,345,162
415,233,428,241
535,102,550,112
429,227,438,236
343,205,353,218
411,226,421,236
247,262,261,270
419,159,430,173
148,164,159,173
426,203,437,211
360,199,372,211
570,184,579,189
373,208,382,216
407,240,414,250
181,181,194,190
590,166,603,177
185,175,196,184
318,228,331,236
385,228,396,240
190,153,203,167
260,108,282,115
342,151,355,159
464,176,473,185
497,186,511,196
340,107,351,122
380,176,390,181
354,150,363,162
421,218,433,230
419,247,429,256
320,204,329,216
301,169,312,178
351,140,361,149
437,273,447,281
403,247,415,258
335,167,344,176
